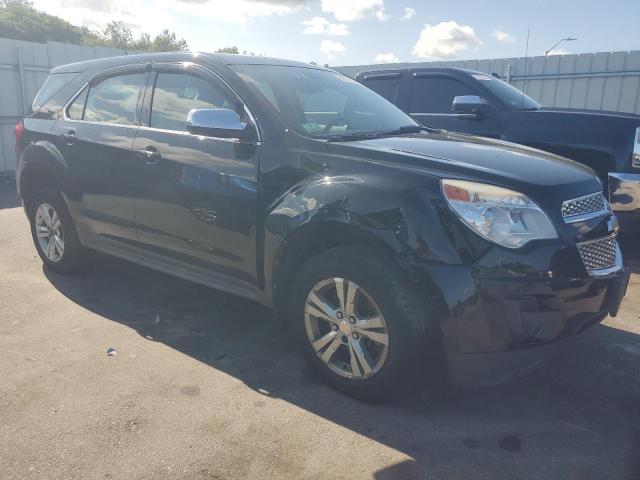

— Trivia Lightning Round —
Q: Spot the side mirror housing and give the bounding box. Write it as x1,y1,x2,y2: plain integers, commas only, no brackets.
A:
186,108,248,138
452,95,490,116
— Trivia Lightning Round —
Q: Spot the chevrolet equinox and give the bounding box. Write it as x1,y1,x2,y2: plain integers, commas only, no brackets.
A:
15,53,630,399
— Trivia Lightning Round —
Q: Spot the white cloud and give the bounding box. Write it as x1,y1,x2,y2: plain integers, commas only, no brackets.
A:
320,39,346,59
375,6,389,21
402,7,415,19
31,0,171,33
412,21,481,59
490,29,516,43
321,0,386,22
33,0,306,29
302,17,349,35
374,52,399,63
164,0,306,22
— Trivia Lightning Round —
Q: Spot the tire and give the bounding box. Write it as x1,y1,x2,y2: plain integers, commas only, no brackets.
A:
289,246,441,401
28,189,92,274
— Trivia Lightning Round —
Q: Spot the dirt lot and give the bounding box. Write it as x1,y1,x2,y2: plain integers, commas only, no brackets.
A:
1,181,639,480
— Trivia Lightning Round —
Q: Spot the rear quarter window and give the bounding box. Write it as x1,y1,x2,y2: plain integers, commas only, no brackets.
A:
32,73,79,112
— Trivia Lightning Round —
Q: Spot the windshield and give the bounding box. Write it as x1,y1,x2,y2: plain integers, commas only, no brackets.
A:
471,73,541,111
231,64,419,138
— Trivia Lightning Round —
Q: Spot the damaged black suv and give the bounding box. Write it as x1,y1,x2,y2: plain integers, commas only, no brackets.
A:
15,53,630,399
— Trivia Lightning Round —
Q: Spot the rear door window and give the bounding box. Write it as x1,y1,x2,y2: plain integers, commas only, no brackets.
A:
150,72,232,132
362,75,400,103
84,73,146,125
410,76,475,114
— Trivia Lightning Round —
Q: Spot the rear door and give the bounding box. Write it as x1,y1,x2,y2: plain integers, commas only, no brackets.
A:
408,73,501,137
130,63,261,289
52,67,148,250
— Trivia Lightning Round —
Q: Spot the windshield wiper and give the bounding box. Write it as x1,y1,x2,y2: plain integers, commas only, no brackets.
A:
325,125,437,142
380,125,438,135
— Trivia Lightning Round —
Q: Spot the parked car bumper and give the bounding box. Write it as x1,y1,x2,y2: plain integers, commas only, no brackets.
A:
609,172,640,230
412,239,630,387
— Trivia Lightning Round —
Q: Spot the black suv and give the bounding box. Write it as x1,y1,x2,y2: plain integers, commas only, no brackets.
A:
15,53,629,399
357,67,640,230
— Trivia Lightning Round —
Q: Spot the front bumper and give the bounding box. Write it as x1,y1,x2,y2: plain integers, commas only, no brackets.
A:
413,239,630,387
609,172,640,230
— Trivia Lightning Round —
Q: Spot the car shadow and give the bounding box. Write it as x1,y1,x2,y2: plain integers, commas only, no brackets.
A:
43,252,640,480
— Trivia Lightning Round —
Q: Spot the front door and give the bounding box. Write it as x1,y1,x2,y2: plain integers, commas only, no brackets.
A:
408,74,501,138
131,64,261,286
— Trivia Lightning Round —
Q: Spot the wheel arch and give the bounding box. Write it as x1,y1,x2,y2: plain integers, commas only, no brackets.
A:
264,175,425,324
18,141,69,212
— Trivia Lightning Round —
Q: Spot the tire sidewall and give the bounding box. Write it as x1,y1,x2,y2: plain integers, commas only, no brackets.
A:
28,190,84,273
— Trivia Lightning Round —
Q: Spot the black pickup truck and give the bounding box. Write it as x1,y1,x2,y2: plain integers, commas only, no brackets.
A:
357,68,640,230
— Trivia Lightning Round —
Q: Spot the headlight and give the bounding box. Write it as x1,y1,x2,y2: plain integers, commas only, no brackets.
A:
441,179,557,248
633,127,640,168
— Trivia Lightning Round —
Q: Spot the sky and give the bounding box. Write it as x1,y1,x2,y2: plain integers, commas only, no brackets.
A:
31,0,640,66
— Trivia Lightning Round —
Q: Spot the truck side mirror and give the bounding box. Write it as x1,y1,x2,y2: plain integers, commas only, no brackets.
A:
452,95,490,116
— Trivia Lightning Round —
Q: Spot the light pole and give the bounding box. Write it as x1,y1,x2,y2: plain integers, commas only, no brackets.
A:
545,37,577,56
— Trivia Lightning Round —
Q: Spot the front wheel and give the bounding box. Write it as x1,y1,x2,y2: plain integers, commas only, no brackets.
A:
289,246,439,400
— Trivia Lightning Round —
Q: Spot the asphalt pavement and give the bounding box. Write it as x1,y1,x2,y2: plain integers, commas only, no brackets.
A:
1,181,639,480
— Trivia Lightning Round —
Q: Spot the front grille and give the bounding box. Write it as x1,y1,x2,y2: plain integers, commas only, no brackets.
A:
576,235,618,272
562,192,607,219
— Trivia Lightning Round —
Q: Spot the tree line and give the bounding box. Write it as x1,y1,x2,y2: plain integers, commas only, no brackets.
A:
0,0,238,54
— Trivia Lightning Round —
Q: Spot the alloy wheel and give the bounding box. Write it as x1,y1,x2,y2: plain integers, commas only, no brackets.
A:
35,203,65,262
304,277,389,380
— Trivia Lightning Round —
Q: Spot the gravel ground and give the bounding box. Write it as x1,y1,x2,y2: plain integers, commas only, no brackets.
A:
1,182,639,480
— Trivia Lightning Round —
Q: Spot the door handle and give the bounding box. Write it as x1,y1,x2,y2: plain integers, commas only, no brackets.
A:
61,130,77,145
136,146,161,165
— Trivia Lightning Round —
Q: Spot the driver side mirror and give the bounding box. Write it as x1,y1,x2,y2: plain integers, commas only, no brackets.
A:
186,108,248,138
452,95,490,116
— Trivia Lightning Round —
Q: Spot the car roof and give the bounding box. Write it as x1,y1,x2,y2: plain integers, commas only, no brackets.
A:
51,51,322,74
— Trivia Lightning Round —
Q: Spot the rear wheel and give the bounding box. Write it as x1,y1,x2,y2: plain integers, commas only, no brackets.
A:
289,246,438,400
28,190,91,274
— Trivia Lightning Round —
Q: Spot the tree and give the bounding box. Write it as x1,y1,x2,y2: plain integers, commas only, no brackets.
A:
99,21,134,50
215,46,239,54
0,0,88,43
1,0,34,6
0,3,189,52
146,29,188,52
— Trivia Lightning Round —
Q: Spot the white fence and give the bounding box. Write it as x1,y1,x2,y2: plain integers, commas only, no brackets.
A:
1,38,640,174
0,38,129,174
335,50,640,114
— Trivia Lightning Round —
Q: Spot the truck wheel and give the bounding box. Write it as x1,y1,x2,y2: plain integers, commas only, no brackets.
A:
289,246,437,401
28,190,91,274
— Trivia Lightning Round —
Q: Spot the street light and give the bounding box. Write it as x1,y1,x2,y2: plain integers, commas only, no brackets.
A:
545,37,577,56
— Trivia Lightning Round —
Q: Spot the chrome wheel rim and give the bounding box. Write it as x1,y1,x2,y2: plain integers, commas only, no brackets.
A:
304,277,389,380
35,203,64,262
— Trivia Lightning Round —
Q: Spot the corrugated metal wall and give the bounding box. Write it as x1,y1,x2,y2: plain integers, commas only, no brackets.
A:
335,50,640,114
0,38,129,174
